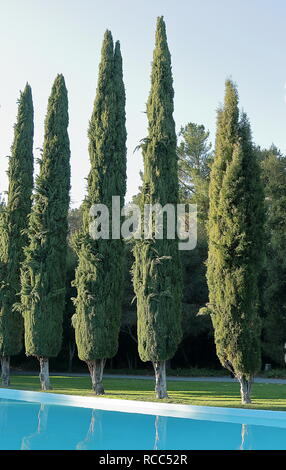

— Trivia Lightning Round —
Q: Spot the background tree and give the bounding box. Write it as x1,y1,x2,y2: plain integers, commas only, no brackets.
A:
19,75,71,390
176,123,214,366
205,80,265,403
178,122,213,221
0,84,34,386
72,31,127,394
68,206,84,235
132,17,182,398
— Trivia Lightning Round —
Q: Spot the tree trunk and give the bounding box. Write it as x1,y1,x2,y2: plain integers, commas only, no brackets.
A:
1,356,10,387
238,375,252,404
153,360,168,399
68,341,76,373
87,359,106,395
38,357,52,391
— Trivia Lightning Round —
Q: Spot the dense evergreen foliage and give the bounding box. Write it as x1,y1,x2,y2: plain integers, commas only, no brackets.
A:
178,123,213,219
205,80,265,403
0,202,5,265
132,17,182,398
72,31,127,394
1,23,286,403
19,75,71,390
260,147,286,365
0,84,34,385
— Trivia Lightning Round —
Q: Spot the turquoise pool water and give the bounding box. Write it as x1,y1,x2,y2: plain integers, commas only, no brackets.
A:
1,394,286,450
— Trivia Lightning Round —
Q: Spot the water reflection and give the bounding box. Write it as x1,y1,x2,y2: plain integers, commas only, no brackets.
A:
154,415,167,450
21,404,49,450
239,423,253,450
0,399,8,431
76,409,103,450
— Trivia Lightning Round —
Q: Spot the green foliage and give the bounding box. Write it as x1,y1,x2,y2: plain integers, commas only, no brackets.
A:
132,17,182,363
181,224,210,328
113,40,127,200
177,123,212,331
0,84,34,356
20,75,71,358
68,206,84,238
178,123,213,220
206,80,265,379
0,200,7,268
260,147,286,364
72,31,127,361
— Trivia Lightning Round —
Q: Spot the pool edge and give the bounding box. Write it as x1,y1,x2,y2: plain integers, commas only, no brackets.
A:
1,387,286,428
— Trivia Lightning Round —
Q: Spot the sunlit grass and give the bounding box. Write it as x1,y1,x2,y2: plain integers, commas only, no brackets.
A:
3,375,286,411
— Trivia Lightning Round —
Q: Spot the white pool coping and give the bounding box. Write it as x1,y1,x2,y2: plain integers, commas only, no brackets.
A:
1,388,286,429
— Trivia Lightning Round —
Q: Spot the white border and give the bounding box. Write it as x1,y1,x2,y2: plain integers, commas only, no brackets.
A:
1,388,286,428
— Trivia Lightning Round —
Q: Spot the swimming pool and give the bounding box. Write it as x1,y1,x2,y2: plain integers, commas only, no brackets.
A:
0,388,286,450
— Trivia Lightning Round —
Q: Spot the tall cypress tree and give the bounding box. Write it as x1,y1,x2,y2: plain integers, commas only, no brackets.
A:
206,80,265,403
113,40,127,199
72,31,127,394
260,148,286,364
132,17,182,399
0,84,34,386
19,75,70,390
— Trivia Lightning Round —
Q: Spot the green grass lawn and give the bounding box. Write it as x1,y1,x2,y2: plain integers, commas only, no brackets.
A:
3,375,286,412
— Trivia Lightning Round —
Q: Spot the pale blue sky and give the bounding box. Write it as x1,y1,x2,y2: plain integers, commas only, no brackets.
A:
0,0,286,207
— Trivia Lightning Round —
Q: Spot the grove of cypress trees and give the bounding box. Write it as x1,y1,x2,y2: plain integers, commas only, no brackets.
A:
0,84,34,386
132,17,182,399
205,80,265,403
72,31,127,394
19,75,71,390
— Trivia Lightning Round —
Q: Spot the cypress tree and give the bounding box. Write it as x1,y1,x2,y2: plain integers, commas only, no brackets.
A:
113,40,127,199
260,148,286,364
206,80,265,403
19,75,71,390
72,31,127,394
0,84,34,386
132,17,182,399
